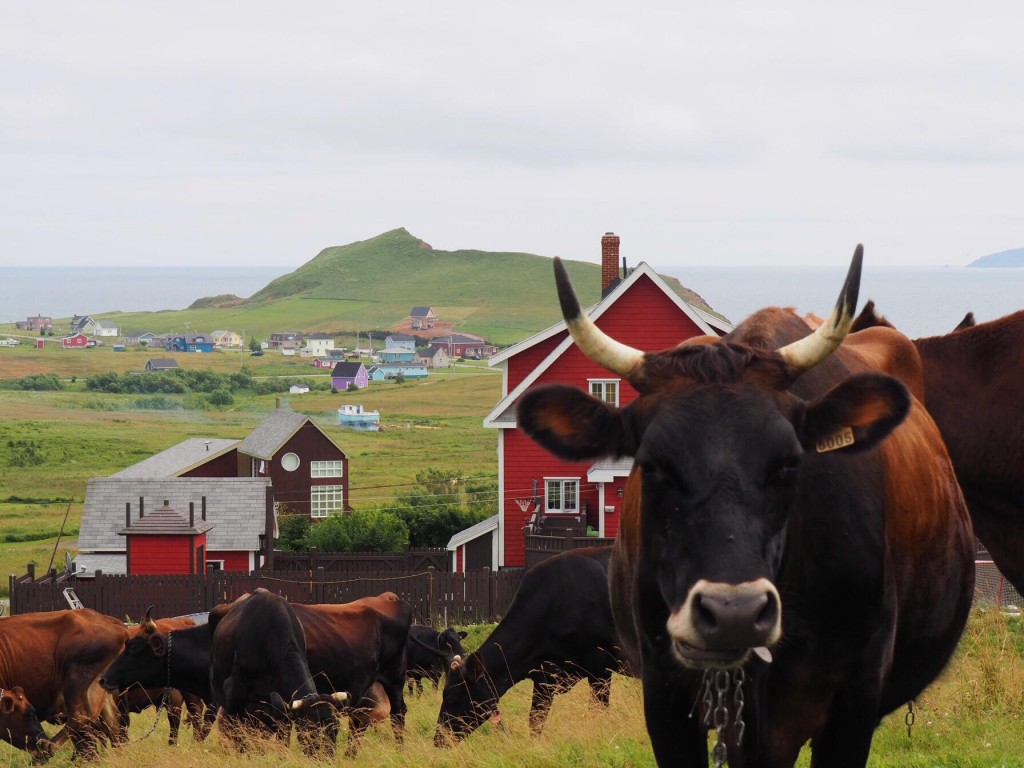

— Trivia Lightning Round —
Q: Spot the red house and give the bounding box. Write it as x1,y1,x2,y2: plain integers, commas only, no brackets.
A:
61,332,90,348
478,233,732,570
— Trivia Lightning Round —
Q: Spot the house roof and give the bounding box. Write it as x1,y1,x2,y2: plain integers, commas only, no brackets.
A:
587,457,635,482
307,333,334,340
410,306,433,317
146,358,179,369
447,514,499,551
73,553,128,577
79,477,273,553
386,333,415,341
435,333,485,344
331,361,366,378
236,409,310,461
484,261,734,428
421,346,446,358
118,500,215,535
112,438,240,478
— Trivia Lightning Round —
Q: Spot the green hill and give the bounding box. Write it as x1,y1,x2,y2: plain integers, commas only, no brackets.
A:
86,228,721,347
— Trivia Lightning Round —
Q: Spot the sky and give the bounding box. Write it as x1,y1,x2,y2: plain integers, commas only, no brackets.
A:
3,1,1023,273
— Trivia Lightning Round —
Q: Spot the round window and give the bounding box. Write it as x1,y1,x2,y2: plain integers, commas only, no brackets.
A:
281,452,300,472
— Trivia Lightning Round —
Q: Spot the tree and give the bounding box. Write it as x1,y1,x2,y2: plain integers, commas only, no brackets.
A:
249,337,262,352
385,468,493,547
304,508,408,552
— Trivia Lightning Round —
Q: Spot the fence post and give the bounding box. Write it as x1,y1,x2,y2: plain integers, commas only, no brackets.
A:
316,567,326,604
427,566,435,624
26,563,35,582
483,566,492,622
95,570,104,616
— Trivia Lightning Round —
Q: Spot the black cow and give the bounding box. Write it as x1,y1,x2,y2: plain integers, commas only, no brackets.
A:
210,589,344,754
101,591,410,756
406,626,468,696
514,250,975,766
436,547,630,744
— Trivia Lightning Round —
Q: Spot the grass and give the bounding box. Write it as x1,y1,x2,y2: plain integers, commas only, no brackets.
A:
0,612,1019,766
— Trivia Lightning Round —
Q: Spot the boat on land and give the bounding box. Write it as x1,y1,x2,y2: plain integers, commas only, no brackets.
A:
338,403,381,431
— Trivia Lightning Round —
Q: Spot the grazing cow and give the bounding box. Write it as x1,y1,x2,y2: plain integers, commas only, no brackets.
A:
436,547,630,744
406,625,468,696
514,249,975,767
853,303,1024,595
0,609,128,758
0,686,55,758
101,591,411,756
209,589,344,754
115,614,214,745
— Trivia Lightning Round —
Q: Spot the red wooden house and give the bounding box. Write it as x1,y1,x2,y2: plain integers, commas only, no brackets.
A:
61,332,90,348
119,499,214,575
477,233,732,570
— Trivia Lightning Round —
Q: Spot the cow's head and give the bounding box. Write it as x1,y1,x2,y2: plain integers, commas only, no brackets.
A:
517,247,910,670
0,686,53,758
438,628,469,658
99,607,168,693
435,654,499,744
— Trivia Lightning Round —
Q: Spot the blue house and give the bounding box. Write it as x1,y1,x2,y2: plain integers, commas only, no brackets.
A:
369,362,428,380
384,333,417,351
379,347,417,363
166,334,215,353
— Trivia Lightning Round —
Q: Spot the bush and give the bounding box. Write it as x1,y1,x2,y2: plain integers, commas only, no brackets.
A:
208,388,235,407
17,373,65,391
276,515,311,552
304,508,408,552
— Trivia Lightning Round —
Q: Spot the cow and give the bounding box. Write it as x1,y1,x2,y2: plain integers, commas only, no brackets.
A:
114,613,215,745
0,686,55,758
100,591,411,756
0,608,128,758
852,303,1024,596
514,249,975,767
209,589,345,754
436,546,631,744
406,625,468,696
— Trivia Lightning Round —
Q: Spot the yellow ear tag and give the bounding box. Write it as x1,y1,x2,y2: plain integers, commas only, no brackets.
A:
816,426,855,453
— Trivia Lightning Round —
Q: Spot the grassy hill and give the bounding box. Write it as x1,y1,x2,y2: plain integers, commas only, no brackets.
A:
8,228,720,347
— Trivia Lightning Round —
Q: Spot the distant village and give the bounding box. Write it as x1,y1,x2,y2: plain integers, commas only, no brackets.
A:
10,307,500,390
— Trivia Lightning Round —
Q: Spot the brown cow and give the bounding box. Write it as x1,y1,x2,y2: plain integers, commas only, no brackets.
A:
0,609,128,757
517,248,975,767
0,686,55,758
852,305,1024,594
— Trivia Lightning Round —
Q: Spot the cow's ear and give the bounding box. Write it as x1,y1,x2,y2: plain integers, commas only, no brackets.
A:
148,632,167,657
799,374,910,454
0,695,12,715
458,631,468,639
465,654,487,683
518,385,633,461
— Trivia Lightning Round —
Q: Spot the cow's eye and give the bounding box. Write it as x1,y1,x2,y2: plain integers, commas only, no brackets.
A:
767,456,801,487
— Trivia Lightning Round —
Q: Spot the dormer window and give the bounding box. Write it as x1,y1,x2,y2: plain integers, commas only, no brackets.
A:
589,379,619,407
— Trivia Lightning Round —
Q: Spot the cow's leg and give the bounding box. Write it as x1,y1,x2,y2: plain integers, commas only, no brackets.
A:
165,694,183,746
807,693,880,768
344,717,370,758
642,671,707,768
528,675,558,736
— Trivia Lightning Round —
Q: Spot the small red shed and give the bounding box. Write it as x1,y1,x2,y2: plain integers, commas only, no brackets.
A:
118,499,215,575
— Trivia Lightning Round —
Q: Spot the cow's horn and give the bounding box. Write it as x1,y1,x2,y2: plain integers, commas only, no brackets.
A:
776,245,863,374
450,654,463,672
331,692,348,703
291,699,304,711
553,257,645,382
144,605,157,632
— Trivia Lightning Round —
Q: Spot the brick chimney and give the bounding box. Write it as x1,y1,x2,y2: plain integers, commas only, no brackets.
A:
601,232,621,294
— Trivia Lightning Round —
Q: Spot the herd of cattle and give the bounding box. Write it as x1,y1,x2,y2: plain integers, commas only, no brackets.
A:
1,248,1021,767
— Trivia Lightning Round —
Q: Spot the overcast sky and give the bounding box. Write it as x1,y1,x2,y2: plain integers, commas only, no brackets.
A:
3,1,1023,273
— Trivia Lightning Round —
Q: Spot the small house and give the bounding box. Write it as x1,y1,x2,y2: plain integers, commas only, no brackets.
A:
369,362,428,380
118,499,215,575
289,385,310,395
210,330,243,348
61,333,89,349
384,333,416,351
304,333,335,357
379,348,417,363
331,361,369,390
447,515,499,572
145,358,180,372
269,332,303,350
166,334,214,353
409,307,436,330
418,345,451,369
15,315,52,332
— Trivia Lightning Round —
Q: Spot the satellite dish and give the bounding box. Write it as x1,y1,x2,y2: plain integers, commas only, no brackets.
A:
65,551,73,574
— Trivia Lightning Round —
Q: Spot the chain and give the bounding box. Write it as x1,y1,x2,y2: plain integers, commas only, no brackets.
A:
711,670,730,768
131,630,173,743
732,668,746,747
905,699,915,738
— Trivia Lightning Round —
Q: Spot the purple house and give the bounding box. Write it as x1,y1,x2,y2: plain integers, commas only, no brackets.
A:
331,361,369,390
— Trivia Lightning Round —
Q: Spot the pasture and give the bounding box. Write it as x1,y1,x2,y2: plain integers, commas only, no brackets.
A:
0,610,1016,767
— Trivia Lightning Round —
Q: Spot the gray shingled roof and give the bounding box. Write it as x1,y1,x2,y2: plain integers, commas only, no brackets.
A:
80,477,272,552
118,500,215,535
236,409,308,460
112,438,240,478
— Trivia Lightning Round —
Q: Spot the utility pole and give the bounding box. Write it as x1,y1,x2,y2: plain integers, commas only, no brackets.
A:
240,328,245,369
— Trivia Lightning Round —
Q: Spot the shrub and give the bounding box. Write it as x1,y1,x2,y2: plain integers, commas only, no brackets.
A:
304,508,408,552
17,373,65,391
276,514,311,552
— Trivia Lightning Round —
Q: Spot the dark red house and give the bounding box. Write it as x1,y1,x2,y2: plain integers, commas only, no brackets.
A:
479,233,732,569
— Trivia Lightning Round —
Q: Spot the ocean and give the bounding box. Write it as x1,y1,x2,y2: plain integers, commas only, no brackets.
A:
1,265,1022,340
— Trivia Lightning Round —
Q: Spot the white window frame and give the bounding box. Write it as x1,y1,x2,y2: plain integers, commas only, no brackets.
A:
206,560,224,571
310,460,344,478
589,378,620,407
311,485,344,518
544,477,580,514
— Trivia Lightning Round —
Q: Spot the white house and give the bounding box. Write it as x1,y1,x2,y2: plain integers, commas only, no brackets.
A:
305,333,336,357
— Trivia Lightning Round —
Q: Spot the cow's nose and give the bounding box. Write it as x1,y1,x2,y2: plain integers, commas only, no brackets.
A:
690,580,780,649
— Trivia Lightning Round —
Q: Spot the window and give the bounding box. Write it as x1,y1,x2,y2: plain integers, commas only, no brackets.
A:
280,452,300,472
589,379,620,406
206,560,224,572
311,485,344,518
311,460,343,478
545,478,579,514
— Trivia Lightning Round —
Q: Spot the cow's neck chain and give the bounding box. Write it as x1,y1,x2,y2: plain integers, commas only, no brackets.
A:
695,667,745,768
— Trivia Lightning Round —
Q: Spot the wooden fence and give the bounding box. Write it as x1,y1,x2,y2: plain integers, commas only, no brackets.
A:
524,533,615,570
10,566,523,625
270,547,449,573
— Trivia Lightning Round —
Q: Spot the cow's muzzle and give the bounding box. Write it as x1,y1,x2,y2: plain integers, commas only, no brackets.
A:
666,578,781,669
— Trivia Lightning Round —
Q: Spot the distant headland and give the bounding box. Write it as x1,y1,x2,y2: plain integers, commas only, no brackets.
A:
967,248,1024,268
